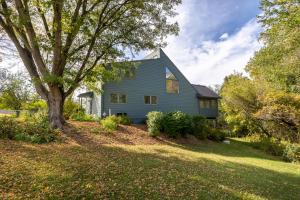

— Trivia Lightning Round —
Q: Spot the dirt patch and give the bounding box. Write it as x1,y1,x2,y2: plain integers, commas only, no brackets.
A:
62,121,208,147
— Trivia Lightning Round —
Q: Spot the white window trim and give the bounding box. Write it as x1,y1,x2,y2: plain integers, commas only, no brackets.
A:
144,95,158,105
110,93,127,104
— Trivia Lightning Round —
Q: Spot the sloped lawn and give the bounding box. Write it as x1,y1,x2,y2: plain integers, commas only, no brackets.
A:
0,122,299,199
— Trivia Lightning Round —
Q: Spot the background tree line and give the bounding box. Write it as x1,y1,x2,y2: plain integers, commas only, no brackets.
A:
220,0,300,143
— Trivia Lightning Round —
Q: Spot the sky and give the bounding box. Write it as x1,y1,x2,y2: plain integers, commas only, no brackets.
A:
157,0,262,86
1,0,262,87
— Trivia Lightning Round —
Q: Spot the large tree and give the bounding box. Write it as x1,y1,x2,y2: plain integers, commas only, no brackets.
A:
0,0,180,128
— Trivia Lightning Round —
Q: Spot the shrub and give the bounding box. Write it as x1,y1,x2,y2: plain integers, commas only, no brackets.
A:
207,128,226,142
146,111,222,140
162,111,191,138
21,100,47,111
0,116,20,139
0,112,57,144
244,135,300,162
146,111,164,136
71,111,95,122
101,116,118,132
282,143,300,162
191,115,208,139
64,99,83,120
118,115,132,125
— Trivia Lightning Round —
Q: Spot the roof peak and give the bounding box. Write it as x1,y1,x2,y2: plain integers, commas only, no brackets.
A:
143,48,165,59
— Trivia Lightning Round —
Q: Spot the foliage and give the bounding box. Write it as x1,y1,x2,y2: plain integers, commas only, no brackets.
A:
100,116,119,132
146,111,216,140
221,74,300,142
207,128,226,142
242,135,300,163
162,111,191,138
71,111,95,122
146,111,164,136
220,1,300,143
21,99,47,111
64,98,83,120
0,116,18,139
248,0,300,93
117,115,132,125
0,71,35,110
190,115,208,139
99,115,131,132
282,143,300,163
0,112,58,144
0,0,181,128
220,73,262,136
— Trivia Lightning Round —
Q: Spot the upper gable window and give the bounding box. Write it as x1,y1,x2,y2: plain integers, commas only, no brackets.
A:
166,67,179,94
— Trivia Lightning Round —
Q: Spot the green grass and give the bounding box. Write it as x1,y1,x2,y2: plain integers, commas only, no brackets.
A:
0,130,299,199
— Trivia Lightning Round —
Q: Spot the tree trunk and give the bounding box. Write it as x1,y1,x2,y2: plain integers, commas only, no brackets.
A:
47,86,65,129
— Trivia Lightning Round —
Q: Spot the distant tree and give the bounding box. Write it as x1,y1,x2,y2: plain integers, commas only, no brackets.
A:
0,71,34,110
0,0,180,128
246,0,300,93
220,73,266,136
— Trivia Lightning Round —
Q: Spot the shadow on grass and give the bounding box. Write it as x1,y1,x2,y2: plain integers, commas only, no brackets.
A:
132,124,280,161
0,125,299,199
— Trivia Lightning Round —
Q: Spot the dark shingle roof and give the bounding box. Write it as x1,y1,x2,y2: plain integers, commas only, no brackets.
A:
77,92,94,98
192,84,220,99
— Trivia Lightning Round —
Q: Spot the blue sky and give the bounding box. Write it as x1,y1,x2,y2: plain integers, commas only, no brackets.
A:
158,0,262,86
2,0,262,87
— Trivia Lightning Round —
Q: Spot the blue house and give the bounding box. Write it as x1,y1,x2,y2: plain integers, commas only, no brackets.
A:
78,49,219,123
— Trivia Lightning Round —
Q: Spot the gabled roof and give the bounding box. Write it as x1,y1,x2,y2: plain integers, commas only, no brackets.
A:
192,84,220,99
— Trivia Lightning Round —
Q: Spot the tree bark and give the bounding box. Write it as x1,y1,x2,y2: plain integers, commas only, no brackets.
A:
47,86,65,129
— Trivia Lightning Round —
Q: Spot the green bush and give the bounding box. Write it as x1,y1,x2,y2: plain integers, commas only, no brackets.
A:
101,116,118,132
118,115,132,125
0,112,58,144
244,135,300,162
191,115,208,139
21,100,47,111
0,116,20,139
207,128,226,142
146,111,226,141
282,143,300,162
146,111,164,136
64,99,83,120
71,111,95,122
162,111,191,138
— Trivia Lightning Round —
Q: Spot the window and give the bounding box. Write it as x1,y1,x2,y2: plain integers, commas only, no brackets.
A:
166,67,179,93
144,96,157,105
199,99,218,109
211,100,218,109
151,96,157,104
110,93,127,104
110,94,118,103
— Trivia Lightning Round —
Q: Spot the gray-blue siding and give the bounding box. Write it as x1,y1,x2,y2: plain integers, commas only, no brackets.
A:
98,50,218,122
199,104,219,118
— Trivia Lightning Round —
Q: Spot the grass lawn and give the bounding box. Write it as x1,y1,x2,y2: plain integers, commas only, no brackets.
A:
0,122,299,199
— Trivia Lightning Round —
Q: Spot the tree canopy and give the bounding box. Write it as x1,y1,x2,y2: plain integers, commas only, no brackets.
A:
0,0,181,128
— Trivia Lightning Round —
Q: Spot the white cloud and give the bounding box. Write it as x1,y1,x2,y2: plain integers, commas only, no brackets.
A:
219,33,229,40
164,19,262,86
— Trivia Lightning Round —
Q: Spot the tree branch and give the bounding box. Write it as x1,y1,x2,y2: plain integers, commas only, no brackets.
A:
73,0,131,81
51,0,63,76
0,15,48,99
36,0,52,40
14,0,49,77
